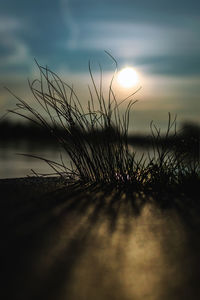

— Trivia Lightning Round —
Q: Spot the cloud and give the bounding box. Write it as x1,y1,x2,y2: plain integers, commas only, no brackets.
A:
67,21,175,55
0,16,31,76
134,54,200,76
1,0,200,78
57,0,200,76
65,0,200,25
60,0,80,49
59,18,200,76
0,17,21,31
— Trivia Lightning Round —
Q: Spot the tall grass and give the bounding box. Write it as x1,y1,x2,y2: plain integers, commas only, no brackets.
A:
8,57,199,191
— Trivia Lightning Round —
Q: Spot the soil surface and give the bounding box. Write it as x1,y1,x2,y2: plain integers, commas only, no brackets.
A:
1,177,200,300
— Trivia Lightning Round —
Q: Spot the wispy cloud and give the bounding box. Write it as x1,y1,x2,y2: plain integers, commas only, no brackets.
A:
60,0,80,49
0,16,31,76
0,0,199,125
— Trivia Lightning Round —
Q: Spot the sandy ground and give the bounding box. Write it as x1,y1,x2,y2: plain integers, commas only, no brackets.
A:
1,177,200,300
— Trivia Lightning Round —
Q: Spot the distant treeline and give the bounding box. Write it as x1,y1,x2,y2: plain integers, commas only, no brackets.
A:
0,120,54,142
0,120,199,157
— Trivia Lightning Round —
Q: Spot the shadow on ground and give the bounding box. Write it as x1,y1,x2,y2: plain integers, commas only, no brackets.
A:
1,177,200,300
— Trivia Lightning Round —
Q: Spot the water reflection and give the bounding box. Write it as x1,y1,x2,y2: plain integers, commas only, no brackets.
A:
0,120,199,179
0,132,199,179
0,142,148,179
0,141,70,178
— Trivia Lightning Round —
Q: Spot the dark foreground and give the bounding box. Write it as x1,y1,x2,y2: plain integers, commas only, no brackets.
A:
1,177,200,300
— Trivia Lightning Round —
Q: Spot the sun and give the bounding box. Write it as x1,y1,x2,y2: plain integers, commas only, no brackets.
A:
117,67,139,88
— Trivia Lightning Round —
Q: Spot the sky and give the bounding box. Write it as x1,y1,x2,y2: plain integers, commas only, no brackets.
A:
0,0,200,133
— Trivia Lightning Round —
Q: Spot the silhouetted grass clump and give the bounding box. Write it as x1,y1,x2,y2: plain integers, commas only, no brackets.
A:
8,58,199,193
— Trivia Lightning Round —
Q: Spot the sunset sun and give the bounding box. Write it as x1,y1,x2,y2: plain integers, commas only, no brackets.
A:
117,67,139,88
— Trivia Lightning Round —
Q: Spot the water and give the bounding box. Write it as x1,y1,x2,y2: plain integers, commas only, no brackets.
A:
0,142,149,179
0,141,196,179
0,142,70,179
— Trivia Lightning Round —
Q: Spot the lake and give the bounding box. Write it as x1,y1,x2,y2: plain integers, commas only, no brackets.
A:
0,141,154,179
0,141,71,178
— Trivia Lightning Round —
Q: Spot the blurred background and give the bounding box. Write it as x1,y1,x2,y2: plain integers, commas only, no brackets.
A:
0,0,200,178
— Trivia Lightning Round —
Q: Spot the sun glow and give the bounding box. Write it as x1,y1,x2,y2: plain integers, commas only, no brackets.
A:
117,67,139,88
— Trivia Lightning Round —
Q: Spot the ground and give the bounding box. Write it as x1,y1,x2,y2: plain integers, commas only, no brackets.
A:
1,177,200,300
